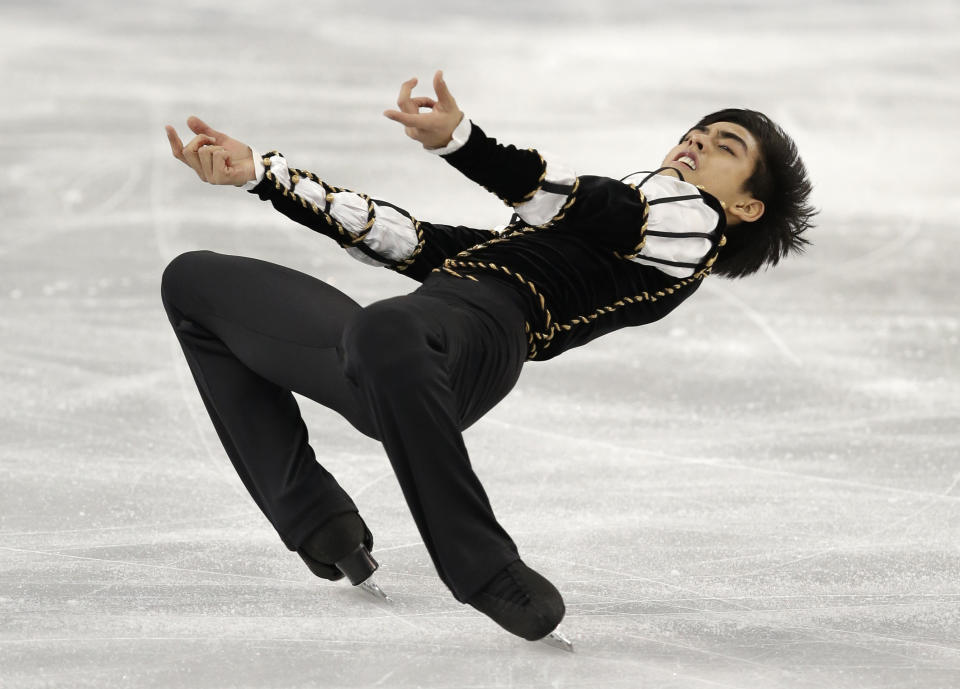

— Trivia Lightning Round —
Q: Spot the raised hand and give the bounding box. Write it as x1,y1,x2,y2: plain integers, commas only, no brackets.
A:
164,116,256,186
383,70,464,149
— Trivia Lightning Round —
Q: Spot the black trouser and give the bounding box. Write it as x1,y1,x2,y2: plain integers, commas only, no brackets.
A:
159,250,530,601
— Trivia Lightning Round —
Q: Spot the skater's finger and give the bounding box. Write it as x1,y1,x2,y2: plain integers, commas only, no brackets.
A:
396,77,418,112
165,126,186,162
211,148,232,184
409,97,437,111
197,145,211,181
433,70,456,108
187,115,224,143
182,134,215,180
198,144,220,181
383,109,425,128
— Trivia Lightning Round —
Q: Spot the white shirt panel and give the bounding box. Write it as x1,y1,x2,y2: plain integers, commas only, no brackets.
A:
625,173,721,278
514,156,577,226
363,203,418,261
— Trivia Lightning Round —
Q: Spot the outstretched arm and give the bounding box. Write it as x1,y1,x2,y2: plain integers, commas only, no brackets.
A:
384,71,576,227
384,72,649,257
163,115,496,281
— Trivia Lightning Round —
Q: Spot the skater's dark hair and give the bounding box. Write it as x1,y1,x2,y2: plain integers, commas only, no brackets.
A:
692,108,816,279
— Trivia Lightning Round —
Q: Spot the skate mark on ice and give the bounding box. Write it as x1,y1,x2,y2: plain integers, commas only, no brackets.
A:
619,630,792,682
565,630,788,689
832,212,925,278
352,470,395,499
777,621,960,659
576,592,960,618
614,611,941,686
0,156,143,257
756,620,960,668
0,545,307,585
1,543,430,631
941,468,960,497
529,552,960,662
485,417,960,503
532,554,755,614
0,511,252,538
701,280,802,366
682,485,954,572
90,158,145,217
705,490,952,583
0,635,464,650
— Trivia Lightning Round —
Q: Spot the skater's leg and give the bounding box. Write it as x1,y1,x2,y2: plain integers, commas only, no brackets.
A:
340,285,528,602
160,250,377,550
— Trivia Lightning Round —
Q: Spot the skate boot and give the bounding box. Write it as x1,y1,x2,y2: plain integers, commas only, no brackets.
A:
297,512,389,601
467,560,572,651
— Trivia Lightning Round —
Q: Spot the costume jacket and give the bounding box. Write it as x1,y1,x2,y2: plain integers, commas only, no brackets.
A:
245,117,727,361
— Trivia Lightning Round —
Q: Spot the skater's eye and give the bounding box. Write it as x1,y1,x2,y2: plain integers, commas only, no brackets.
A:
719,144,733,154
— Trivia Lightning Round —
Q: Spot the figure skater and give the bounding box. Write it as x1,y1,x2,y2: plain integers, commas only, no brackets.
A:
160,70,815,650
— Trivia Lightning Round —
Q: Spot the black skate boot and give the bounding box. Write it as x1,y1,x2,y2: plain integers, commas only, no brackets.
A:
467,560,572,651
297,512,389,601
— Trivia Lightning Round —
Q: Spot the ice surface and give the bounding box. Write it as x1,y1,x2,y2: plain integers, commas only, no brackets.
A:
1,1,959,687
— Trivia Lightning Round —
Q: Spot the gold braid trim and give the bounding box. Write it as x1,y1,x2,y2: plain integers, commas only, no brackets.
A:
611,185,649,260
520,177,581,230
437,176,581,264
424,178,723,360
261,155,426,267
534,227,727,356
287,167,428,270
433,230,725,359
393,219,426,272
438,257,553,356
419,175,584,358
476,150,549,208
287,167,376,246
511,150,549,206
263,166,355,248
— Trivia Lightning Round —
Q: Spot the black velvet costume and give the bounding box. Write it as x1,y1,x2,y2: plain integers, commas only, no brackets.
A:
161,120,725,601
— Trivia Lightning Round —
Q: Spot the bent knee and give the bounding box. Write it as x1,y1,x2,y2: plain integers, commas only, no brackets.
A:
160,250,220,306
161,249,217,292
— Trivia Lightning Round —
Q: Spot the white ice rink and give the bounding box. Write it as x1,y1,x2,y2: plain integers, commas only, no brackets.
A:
2,1,959,687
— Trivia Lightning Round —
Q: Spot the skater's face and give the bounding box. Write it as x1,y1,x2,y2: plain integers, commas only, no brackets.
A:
661,121,765,225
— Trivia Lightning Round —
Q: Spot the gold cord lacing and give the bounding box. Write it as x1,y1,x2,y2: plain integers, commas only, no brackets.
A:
475,150,549,207
260,152,426,271
433,182,724,359
261,152,723,359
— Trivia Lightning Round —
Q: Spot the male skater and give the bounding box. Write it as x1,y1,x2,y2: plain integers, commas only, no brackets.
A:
161,70,815,649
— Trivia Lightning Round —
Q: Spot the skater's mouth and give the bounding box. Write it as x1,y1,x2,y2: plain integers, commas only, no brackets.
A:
673,150,699,171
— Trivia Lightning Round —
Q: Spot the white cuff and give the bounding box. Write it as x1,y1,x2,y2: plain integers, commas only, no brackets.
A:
426,115,472,156
241,146,266,191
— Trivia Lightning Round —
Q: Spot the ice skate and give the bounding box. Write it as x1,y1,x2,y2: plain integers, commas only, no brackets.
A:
541,626,574,652
357,577,391,602
467,560,572,652
298,512,389,601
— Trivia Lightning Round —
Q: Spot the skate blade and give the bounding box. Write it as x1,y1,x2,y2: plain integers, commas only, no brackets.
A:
540,626,574,652
357,577,392,603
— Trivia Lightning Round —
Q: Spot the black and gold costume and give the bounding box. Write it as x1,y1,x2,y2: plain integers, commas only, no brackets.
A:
160,119,725,602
